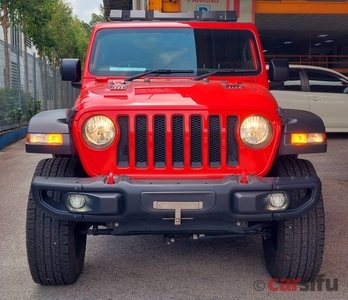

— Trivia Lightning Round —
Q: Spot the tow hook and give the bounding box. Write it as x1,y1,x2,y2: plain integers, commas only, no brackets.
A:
107,172,114,184
241,171,248,184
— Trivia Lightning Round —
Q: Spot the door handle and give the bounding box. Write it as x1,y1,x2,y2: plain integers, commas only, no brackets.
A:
310,96,321,101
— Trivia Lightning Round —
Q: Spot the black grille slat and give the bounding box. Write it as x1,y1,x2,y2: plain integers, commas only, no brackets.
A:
190,116,202,168
172,116,184,168
154,116,166,168
227,116,239,166
135,116,147,168
209,115,221,167
117,114,239,170
117,116,129,167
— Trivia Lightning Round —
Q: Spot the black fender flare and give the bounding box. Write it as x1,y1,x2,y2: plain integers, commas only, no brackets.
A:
26,109,77,156
277,108,327,155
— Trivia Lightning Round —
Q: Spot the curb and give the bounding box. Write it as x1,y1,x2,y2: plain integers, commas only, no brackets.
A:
0,127,27,151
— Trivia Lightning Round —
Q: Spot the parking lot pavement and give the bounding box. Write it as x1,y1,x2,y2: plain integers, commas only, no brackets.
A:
0,136,347,300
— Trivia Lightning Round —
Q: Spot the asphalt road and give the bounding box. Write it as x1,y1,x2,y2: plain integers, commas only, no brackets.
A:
1,136,347,300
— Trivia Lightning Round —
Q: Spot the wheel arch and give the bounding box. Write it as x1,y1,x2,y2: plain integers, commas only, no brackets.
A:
25,108,78,156
277,108,327,156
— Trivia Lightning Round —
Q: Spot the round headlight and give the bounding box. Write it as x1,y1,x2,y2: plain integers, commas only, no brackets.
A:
83,115,116,149
240,115,272,148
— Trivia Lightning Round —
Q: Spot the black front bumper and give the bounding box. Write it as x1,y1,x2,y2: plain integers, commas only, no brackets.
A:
31,174,321,234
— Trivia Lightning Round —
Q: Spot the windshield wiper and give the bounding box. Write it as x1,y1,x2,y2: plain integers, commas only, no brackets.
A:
193,68,255,81
125,69,194,82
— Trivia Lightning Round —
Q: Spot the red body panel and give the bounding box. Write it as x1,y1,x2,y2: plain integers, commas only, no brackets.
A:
72,80,281,178
72,20,280,179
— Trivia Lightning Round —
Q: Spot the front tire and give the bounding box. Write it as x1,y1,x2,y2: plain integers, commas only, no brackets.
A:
263,157,325,283
26,158,87,285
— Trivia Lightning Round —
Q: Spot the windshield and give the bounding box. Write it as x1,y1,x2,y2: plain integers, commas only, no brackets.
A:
89,27,261,77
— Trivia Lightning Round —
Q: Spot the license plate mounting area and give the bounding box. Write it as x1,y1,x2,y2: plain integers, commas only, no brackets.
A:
153,201,203,225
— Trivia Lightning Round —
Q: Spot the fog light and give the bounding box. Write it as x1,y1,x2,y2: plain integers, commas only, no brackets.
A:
269,193,286,208
68,194,86,209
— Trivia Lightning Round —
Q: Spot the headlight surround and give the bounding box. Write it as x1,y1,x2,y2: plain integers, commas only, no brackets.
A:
240,115,273,148
82,115,116,149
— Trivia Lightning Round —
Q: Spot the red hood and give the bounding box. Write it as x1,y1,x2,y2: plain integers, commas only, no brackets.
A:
74,79,278,118
72,78,282,178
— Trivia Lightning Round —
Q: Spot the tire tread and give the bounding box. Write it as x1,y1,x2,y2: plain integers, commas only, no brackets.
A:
26,158,86,285
263,156,325,283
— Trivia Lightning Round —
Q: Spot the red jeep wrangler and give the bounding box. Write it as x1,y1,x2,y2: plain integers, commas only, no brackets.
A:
26,10,327,285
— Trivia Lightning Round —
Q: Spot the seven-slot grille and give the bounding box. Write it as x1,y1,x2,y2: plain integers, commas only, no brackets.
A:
117,114,238,169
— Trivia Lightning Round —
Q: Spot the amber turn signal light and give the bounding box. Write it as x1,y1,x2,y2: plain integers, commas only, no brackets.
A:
291,133,326,145
26,133,63,145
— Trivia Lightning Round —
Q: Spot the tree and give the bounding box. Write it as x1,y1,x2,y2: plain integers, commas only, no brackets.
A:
90,4,106,26
20,0,89,66
0,0,23,87
86,4,106,35
17,0,59,109
19,0,59,60
1,0,100,83
55,6,89,66
15,0,55,92
0,0,91,114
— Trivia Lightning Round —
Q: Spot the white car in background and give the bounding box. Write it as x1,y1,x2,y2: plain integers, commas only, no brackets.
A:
270,64,348,132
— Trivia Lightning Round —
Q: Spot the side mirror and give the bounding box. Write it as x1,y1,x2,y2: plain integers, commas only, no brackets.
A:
269,59,289,84
61,59,81,89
